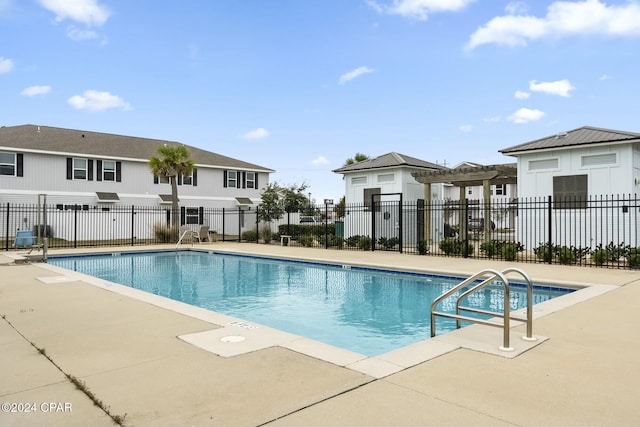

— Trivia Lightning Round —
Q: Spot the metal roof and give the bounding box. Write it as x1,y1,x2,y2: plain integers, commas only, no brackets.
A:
333,152,447,173
0,124,274,172
500,126,640,155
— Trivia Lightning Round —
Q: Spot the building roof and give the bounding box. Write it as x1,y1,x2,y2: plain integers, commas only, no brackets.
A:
0,124,274,172
500,126,640,155
333,152,447,174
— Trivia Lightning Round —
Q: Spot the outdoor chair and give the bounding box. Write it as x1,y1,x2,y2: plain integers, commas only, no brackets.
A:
13,230,36,248
178,226,196,244
195,225,210,243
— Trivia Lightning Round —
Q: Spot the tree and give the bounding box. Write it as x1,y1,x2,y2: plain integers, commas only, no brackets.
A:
148,144,195,229
258,182,309,223
343,152,369,167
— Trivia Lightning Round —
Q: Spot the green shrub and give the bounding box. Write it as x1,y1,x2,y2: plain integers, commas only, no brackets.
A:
534,243,555,262
241,230,258,242
417,239,429,255
557,246,576,265
357,235,372,251
377,237,399,250
480,241,499,258
627,247,640,269
345,235,362,247
501,242,518,261
298,235,314,247
591,249,607,266
334,236,344,249
439,238,474,256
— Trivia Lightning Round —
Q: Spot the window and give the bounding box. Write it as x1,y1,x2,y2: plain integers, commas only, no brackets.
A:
73,158,87,180
102,161,116,181
364,187,381,211
377,173,394,183
494,184,507,196
351,176,367,185
529,158,559,171
183,172,193,186
0,152,16,176
581,153,616,167
184,207,200,225
158,175,170,184
553,175,588,209
226,170,238,188
246,172,256,189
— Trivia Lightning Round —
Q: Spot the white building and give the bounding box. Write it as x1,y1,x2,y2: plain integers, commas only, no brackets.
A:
500,125,640,249
0,124,274,240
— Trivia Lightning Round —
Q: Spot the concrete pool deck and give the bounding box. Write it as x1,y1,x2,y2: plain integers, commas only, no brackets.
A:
1,243,639,426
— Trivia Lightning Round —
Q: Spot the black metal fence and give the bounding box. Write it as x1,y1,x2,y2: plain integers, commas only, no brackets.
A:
2,194,640,269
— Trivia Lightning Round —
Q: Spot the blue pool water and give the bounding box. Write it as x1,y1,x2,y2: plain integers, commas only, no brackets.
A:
49,251,572,356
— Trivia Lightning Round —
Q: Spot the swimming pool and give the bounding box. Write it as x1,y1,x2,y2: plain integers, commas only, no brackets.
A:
49,251,572,357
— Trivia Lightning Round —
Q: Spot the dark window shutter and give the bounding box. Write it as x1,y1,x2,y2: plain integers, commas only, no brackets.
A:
177,175,182,185
180,206,186,225
199,207,204,224
116,162,122,182
255,173,258,189
154,175,159,184
88,160,93,181
96,160,102,181
66,158,72,180
193,168,197,186
242,172,246,189
16,153,23,177
223,170,228,188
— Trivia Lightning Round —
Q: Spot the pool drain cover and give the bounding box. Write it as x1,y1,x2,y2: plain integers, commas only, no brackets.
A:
220,335,246,343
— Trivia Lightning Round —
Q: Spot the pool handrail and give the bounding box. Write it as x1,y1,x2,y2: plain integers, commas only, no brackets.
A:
430,267,536,351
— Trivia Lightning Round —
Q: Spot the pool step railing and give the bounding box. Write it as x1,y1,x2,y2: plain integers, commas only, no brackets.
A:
430,267,536,351
176,228,194,249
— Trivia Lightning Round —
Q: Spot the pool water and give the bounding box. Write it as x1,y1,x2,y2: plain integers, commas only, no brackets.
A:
49,251,572,357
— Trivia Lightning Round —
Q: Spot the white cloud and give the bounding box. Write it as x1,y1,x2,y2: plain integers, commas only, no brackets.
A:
67,90,131,111
599,73,612,81
529,79,575,97
66,26,99,41
459,124,472,133
514,90,530,99
467,0,640,49
242,128,270,141
505,1,528,15
311,156,329,166
21,85,52,96
0,57,14,73
339,66,375,84
483,115,501,123
367,0,474,21
508,107,545,124
38,0,110,26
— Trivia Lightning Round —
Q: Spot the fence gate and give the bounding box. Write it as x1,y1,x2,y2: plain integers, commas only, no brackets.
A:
372,193,403,253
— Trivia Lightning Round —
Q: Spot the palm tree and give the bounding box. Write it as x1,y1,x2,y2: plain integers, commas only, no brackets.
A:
148,144,195,230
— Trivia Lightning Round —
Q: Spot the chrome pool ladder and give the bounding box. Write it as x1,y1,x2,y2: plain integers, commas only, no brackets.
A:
430,267,536,351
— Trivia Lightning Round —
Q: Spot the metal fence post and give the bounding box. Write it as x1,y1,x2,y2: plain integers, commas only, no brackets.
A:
547,195,553,264
131,205,135,246
4,202,9,251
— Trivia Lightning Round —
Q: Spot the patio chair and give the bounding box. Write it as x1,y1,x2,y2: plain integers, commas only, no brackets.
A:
195,225,210,243
178,226,196,245
13,230,36,248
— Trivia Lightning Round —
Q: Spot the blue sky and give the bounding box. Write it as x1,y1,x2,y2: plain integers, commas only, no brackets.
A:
2,0,640,202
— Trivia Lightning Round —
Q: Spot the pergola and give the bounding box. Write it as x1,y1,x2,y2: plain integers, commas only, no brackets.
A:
411,164,518,242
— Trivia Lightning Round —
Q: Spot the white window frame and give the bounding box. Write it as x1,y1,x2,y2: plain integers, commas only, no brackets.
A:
0,152,16,176
494,184,506,196
246,172,256,189
73,158,87,180
227,170,238,188
102,160,116,181
185,207,199,225
158,175,170,184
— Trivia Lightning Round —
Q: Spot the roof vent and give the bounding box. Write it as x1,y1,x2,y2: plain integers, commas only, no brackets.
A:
555,132,568,139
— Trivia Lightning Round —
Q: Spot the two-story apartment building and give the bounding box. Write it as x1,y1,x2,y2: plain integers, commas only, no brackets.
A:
0,124,274,240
